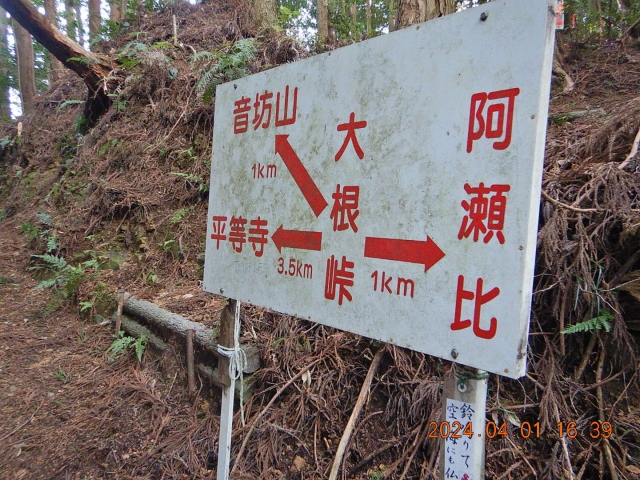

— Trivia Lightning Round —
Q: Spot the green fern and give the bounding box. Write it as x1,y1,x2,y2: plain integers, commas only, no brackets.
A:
67,56,94,65
170,206,194,223
30,253,69,271
56,100,83,115
134,336,147,362
46,233,58,253
35,213,53,226
108,331,147,362
108,331,136,359
562,311,613,334
191,39,256,103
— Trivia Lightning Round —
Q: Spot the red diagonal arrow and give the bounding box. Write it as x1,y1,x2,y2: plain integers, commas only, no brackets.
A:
272,225,322,253
275,135,328,217
364,236,445,272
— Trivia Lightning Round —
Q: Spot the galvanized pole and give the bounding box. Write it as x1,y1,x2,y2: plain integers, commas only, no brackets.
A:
216,299,240,480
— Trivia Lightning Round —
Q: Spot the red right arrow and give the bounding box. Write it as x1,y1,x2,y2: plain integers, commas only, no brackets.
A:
275,135,328,217
364,236,445,272
272,225,322,253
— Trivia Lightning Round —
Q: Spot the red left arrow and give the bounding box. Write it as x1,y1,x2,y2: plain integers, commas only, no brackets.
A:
272,225,322,253
364,236,445,272
275,135,328,217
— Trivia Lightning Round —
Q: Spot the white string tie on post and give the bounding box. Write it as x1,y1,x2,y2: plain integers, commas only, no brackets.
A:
216,317,247,426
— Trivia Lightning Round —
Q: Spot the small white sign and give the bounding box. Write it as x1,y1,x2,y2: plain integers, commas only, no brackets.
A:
443,399,478,480
204,0,556,378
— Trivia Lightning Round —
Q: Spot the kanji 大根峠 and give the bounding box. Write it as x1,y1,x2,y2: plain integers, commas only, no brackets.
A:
330,184,360,232
252,91,273,130
210,215,228,249
451,275,499,339
335,112,367,161
458,183,511,244
233,96,251,134
229,216,248,253
248,216,268,257
325,255,354,305
467,87,520,153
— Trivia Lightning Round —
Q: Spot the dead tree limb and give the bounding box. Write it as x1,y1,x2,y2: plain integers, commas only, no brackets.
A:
0,0,119,124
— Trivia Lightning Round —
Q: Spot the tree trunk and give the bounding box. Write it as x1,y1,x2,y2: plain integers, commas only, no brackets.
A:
317,0,329,46
387,0,397,31
44,0,64,83
0,7,11,121
366,0,371,37
75,0,84,45
88,0,101,49
396,0,454,29
109,0,122,23
0,0,118,125
13,19,37,115
252,0,277,31
64,0,76,41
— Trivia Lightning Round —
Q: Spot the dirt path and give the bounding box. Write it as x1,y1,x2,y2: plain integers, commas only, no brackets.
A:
0,219,219,480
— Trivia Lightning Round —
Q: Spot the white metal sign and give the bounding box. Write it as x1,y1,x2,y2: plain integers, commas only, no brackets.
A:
204,0,555,379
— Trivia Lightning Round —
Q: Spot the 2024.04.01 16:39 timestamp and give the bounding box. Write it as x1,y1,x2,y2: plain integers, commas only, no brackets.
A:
428,421,613,439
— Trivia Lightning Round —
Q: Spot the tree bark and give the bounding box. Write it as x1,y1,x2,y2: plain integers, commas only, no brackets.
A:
44,0,64,83
0,7,11,121
252,0,277,31
0,0,118,125
64,0,76,41
122,292,261,373
317,0,329,46
396,0,454,29
88,0,101,50
75,0,85,45
109,0,127,24
13,19,37,115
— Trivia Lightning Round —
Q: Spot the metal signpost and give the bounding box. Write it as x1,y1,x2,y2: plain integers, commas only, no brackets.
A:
203,0,555,477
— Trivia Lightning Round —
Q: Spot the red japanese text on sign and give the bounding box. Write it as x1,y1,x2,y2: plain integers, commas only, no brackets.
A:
335,112,367,161
451,275,499,339
229,216,248,253
211,215,270,257
275,85,298,127
248,216,269,257
325,255,355,305
233,97,251,134
252,91,273,130
234,85,298,134
330,184,360,232
466,87,520,153
211,215,228,249
458,183,511,244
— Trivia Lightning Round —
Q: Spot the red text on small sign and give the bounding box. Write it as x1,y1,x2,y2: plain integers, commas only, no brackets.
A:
335,112,367,161
371,270,415,298
467,87,520,153
252,163,277,179
325,255,354,305
210,214,270,257
234,85,298,134
451,275,499,339
458,183,511,244
330,184,360,232
277,257,313,279
210,215,227,249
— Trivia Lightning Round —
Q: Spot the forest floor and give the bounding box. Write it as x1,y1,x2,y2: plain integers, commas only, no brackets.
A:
2,2,640,479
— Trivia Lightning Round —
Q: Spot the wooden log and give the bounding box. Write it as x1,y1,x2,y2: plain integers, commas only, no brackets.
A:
119,314,167,351
122,292,260,373
118,313,253,398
